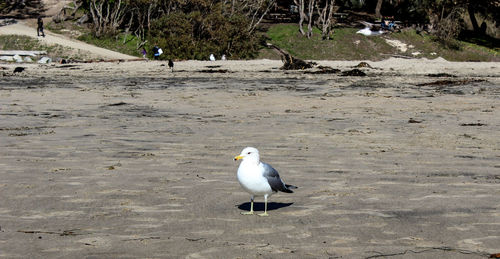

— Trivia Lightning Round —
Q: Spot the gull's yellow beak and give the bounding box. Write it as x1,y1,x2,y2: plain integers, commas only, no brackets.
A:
234,155,243,161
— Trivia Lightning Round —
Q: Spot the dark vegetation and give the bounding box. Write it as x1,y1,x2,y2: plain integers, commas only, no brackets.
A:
72,0,272,60
148,7,260,60
0,0,45,18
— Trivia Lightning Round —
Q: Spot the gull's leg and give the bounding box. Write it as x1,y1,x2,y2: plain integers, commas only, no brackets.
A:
241,196,254,215
258,194,269,217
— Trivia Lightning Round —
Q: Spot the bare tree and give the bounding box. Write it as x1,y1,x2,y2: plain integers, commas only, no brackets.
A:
53,0,82,23
306,0,315,38
248,0,276,33
375,0,383,18
293,0,306,35
128,0,159,45
316,0,337,39
227,0,276,33
88,0,127,37
294,0,315,37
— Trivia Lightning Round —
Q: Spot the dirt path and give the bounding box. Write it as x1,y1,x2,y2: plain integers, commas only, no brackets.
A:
0,20,137,60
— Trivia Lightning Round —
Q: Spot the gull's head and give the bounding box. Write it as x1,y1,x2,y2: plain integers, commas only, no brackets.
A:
234,147,260,163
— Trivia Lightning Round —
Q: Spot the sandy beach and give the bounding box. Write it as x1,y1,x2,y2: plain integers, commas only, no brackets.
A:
0,58,499,258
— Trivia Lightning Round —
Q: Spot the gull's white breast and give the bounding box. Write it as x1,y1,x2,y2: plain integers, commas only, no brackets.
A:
237,162,273,196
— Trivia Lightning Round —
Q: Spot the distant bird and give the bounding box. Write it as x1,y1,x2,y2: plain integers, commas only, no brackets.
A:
209,54,216,61
356,21,386,36
13,67,25,73
168,59,174,72
234,147,297,216
221,54,226,61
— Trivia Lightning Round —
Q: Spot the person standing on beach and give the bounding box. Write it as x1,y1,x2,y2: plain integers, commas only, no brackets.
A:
37,17,45,37
152,44,160,60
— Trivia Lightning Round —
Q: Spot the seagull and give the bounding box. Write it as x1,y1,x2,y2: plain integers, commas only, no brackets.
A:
168,59,174,72
356,21,386,36
209,53,216,61
234,147,297,216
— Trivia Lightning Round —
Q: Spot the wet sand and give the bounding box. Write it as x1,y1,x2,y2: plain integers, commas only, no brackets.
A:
0,59,499,258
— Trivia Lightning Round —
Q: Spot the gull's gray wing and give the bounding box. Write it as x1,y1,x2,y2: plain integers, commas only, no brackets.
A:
262,162,294,193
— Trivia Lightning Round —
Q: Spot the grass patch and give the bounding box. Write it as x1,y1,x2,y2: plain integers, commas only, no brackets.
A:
263,24,499,61
77,33,143,58
0,35,88,60
45,20,87,38
391,29,498,61
459,30,500,52
264,24,394,60
47,19,142,58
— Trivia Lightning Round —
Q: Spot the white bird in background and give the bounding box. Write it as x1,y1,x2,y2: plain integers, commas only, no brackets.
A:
209,53,216,61
234,147,297,216
356,21,386,36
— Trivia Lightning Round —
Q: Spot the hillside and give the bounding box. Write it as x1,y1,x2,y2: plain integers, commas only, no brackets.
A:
259,24,499,62
0,0,498,62
0,12,498,62
0,20,137,60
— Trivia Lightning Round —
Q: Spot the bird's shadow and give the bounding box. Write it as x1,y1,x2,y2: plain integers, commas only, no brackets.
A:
237,202,294,212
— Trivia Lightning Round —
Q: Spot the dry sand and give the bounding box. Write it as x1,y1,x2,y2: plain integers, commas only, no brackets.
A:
0,58,499,258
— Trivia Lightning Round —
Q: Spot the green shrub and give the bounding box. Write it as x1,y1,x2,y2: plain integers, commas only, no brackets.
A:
147,6,261,60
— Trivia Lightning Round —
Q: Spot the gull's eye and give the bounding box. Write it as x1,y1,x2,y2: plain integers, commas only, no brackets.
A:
247,152,251,154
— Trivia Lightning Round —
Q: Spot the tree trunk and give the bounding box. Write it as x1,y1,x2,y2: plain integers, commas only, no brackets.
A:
247,0,276,33
375,0,383,18
467,3,480,32
306,0,315,38
89,0,126,37
294,0,306,35
316,0,336,40
53,0,82,23
266,42,315,70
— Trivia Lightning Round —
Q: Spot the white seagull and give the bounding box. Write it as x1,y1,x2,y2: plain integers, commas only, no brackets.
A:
356,21,386,36
209,53,216,61
234,147,297,216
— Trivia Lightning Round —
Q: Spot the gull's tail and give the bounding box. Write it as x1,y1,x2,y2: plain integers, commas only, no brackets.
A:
283,184,298,193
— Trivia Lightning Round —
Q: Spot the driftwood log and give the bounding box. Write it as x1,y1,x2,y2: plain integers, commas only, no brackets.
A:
52,0,83,23
0,50,47,56
266,43,315,70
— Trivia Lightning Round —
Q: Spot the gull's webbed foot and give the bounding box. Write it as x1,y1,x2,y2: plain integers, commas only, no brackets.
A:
241,197,255,215
257,212,269,217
